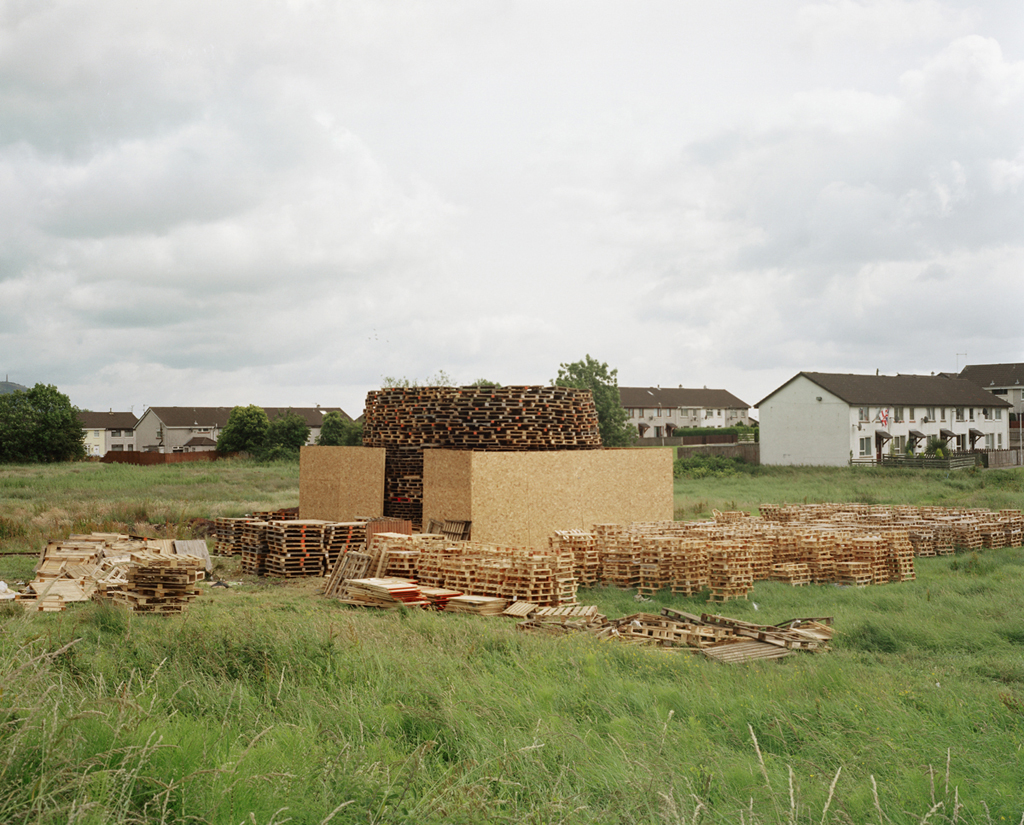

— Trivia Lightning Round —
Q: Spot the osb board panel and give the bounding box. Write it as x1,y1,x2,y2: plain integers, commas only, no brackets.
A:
578,448,673,527
299,446,386,521
421,450,473,525
423,449,672,548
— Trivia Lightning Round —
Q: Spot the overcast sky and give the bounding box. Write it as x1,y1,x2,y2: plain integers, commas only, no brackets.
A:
2,0,1022,418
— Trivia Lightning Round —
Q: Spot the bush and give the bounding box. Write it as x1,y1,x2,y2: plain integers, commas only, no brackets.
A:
673,454,756,478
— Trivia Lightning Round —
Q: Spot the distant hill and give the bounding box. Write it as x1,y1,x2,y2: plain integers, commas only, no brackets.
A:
1,380,29,395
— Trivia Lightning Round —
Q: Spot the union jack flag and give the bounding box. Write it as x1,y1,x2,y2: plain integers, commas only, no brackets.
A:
879,408,890,427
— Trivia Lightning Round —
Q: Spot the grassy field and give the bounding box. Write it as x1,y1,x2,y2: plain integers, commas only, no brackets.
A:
1,459,1023,824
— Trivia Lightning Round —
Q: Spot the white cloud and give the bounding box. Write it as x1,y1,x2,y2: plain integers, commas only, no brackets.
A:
1,2,1022,417
796,0,973,50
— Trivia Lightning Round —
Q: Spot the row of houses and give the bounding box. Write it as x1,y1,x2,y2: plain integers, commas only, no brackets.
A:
756,371,1014,465
622,362,1023,465
76,362,1022,465
78,406,352,457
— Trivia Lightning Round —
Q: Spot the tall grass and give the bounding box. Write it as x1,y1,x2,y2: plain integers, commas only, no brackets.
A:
2,547,1023,824
674,464,1024,520
0,459,299,555
2,461,1024,823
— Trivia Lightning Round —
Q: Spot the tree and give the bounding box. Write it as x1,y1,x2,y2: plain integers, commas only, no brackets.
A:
0,384,85,462
265,411,310,453
553,355,636,447
381,370,456,388
470,378,501,388
317,411,363,446
216,405,269,454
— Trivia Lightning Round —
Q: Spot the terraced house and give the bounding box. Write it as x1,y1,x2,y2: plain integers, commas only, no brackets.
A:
78,411,138,457
756,372,1012,466
618,386,751,439
134,406,351,453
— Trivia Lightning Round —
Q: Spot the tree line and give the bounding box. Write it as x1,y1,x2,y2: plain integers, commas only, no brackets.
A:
0,356,632,463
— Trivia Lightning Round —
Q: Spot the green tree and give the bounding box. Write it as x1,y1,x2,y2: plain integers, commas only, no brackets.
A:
216,405,269,454
553,355,636,447
470,378,501,387
317,411,363,446
0,384,85,462
265,411,311,454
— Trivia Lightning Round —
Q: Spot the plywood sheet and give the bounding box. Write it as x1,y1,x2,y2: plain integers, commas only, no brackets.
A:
299,446,386,521
421,450,473,527
423,449,672,548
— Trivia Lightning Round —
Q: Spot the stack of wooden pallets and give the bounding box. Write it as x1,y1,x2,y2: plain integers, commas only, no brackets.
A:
213,517,251,555
771,563,811,586
550,529,600,587
443,594,508,615
338,577,429,608
324,522,367,572
835,560,872,587
103,552,205,615
264,520,329,577
708,543,753,603
593,524,645,589
362,385,602,528
852,536,890,584
802,532,837,583
908,529,936,557
667,536,709,597
239,520,269,575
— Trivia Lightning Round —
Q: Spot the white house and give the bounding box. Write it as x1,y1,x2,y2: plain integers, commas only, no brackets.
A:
756,372,1012,466
619,386,750,439
78,411,138,457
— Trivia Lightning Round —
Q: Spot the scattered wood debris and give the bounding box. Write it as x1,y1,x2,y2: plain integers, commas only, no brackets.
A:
16,533,206,614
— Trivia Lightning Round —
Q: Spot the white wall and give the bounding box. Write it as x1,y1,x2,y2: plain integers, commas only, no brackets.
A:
759,376,852,466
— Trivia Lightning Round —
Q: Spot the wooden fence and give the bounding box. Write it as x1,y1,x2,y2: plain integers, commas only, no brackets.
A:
101,451,232,466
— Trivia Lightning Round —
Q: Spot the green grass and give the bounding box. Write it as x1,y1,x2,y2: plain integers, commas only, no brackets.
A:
0,458,299,556
1,461,1024,823
673,463,1024,520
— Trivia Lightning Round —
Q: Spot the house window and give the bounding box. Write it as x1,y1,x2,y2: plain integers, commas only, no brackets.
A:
969,408,975,421
940,407,946,421
985,434,994,449
93,430,100,437
859,437,871,456
656,408,662,417
955,408,964,422
982,408,991,420
654,426,662,437
998,433,1003,448
893,407,904,423
925,407,936,422
892,435,906,454
908,407,915,422
111,444,124,452
995,409,1002,420
858,407,870,422
111,429,121,437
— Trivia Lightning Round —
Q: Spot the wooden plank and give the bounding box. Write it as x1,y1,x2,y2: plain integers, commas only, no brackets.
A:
703,641,794,664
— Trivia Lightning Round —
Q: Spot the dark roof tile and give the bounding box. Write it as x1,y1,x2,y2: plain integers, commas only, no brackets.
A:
757,372,1012,408
619,387,749,409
